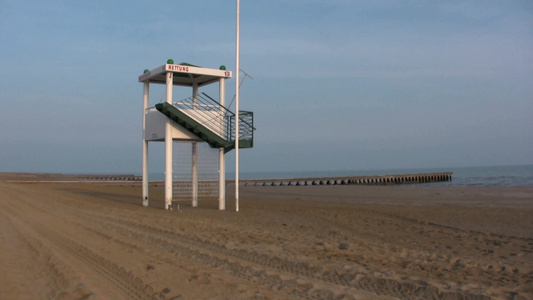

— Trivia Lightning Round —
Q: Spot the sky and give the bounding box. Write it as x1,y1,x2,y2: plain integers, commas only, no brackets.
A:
1,0,532,175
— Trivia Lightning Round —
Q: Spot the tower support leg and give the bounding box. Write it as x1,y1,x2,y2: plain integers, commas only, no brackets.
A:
192,142,198,207
218,148,225,210
164,71,173,210
142,81,149,207
218,77,226,210
142,141,149,206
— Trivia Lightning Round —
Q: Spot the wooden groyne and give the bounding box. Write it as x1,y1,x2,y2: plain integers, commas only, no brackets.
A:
81,175,141,181
1,173,142,183
5,173,451,187
228,172,452,187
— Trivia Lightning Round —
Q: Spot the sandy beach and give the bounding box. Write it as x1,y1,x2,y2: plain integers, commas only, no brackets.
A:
0,174,532,299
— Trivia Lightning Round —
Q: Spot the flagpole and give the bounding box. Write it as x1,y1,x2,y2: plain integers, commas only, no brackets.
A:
235,0,240,212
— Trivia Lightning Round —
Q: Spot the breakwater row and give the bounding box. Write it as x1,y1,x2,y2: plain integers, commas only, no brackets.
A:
229,172,452,186
81,175,141,181
5,172,451,186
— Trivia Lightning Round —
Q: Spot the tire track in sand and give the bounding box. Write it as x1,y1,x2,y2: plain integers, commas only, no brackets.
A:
0,187,167,300
0,203,92,299
3,182,494,300
78,209,492,300
34,225,166,300
304,207,532,293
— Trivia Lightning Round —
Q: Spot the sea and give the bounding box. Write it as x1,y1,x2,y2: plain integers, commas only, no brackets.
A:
149,164,533,187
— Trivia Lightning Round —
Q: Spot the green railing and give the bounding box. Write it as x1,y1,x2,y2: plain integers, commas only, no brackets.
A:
156,92,254,151
229,111,254,148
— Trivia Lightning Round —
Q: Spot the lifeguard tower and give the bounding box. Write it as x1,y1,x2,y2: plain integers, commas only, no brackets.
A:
139,59,255,210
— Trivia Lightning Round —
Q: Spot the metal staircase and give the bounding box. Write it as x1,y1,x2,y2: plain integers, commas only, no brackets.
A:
155,92,254,153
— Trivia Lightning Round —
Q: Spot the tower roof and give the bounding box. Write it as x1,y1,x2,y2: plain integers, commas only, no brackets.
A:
139,62,232,87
